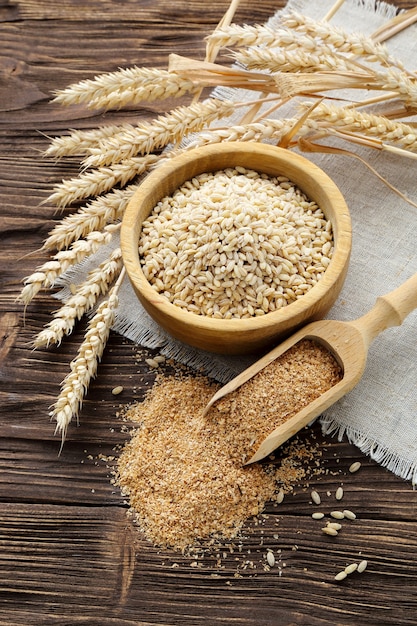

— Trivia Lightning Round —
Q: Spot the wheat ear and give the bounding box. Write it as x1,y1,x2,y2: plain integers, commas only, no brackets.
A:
233,46,354,74
181,116,311,150
44,124,134,159
52,67,198,108
20,223,120,305
371,66,417,108
33,248,123,348
83,98,235,168
45,154,157,208
50,267,125,447
307,101,417,152
43,185,139,251
282,11,409,74
205,24,304,49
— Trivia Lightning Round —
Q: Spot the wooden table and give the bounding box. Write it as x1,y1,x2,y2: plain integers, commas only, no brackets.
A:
1,1,417,623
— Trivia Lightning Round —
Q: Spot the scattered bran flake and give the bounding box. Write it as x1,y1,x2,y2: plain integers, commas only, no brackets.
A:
116,339,341,551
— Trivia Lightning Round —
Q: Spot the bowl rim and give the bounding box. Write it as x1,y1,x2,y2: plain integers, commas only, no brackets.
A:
121,142,352,333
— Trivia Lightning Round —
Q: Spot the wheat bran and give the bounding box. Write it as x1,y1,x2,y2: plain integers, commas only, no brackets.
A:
116,339,342,550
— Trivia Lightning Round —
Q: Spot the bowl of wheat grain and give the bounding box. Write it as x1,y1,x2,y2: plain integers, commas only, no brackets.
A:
121,142,351,354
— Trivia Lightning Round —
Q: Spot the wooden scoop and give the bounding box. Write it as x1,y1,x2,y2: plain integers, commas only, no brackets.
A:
203,272,417,465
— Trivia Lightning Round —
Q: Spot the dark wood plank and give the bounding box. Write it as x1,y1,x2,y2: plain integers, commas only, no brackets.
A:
2,0,417,624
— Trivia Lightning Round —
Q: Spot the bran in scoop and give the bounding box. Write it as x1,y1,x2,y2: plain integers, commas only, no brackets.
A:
117,339,342,550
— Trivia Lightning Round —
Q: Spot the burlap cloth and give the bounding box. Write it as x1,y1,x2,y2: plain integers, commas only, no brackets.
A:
59,0,417,484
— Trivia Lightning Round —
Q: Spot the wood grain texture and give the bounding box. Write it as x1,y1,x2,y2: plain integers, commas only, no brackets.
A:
1,1,417,624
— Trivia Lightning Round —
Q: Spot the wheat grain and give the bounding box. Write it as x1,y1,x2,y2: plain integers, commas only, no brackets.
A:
145,358,160,369
311,490,321,505
266,551,275,567
344,563,358,574
83,99,235,168
139,167,333,318
276,488,285,504
46,155,157,208
52,66,198,108
33,249,123,348
51,272,123,444
327,522,342,531
43,185,139,251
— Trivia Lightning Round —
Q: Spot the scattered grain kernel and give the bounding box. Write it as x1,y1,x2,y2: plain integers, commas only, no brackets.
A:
330,511,345,519
343,509,356,520
145,358,159,368
312,512,325,520
266,551,275,567
327,522,342,531
357,560,368,573
334,570,348,581
111,386,124,396
335,486,344,501
276,489,285,504
311,490,321,505
322,526,338,536
344,563,358,575
349,461,361,473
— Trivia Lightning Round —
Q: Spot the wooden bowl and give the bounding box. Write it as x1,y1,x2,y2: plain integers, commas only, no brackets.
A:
121,142,352,355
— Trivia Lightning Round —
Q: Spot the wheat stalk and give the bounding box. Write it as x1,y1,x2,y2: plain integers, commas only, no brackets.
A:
169,53,278,92
272,65,417,106
273,70,377,98
50,268,125,447
83,98,235,168
34,248,123,348
371,6,417,44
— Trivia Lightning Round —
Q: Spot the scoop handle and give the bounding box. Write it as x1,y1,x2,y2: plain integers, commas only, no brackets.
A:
351,271,417,345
